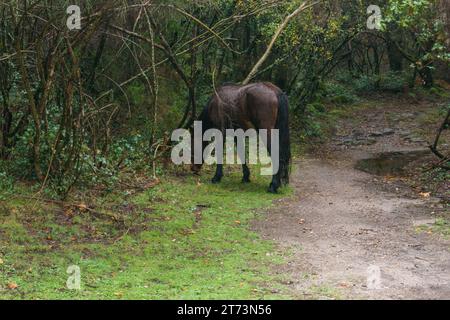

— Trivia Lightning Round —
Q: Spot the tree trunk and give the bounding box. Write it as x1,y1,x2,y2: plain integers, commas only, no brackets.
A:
386,38,403,72
436,0,450,81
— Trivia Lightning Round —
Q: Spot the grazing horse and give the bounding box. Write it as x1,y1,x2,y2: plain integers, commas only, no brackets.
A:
191,82,291,193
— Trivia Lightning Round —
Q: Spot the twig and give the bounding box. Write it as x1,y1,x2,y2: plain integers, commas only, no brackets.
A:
429,107,450,163
242,0,321,85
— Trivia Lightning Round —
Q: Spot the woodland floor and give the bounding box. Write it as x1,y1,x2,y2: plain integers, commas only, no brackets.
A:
254,94,450,299
0,93,448,300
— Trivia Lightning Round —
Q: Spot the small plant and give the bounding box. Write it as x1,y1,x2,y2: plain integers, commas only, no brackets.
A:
321,82,359,105
379,71,409,92
0,168,14,200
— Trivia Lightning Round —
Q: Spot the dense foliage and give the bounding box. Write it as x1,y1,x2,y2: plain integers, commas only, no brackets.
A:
0,0,448,197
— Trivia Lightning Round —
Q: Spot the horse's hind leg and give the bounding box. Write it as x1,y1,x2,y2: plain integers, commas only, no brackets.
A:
268,174,281,194
237,139,251,183
212,164,223,184
264,128,281,194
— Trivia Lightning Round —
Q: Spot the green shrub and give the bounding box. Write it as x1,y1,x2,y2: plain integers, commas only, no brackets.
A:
379,71,408,92
321,82,359,105
353,75,378,92
351,72,409,93
298,103,327,138
0,168,14,199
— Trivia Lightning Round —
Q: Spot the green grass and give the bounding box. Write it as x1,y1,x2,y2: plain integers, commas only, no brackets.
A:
416,217,450,239
0,166,292,300
307,285,344,300
433,218,450,238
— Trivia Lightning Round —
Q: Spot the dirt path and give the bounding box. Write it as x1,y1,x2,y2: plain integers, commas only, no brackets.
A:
254,98,450,299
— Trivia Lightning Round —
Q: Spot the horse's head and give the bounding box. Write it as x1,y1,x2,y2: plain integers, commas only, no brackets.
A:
191,163,203,175
190,99,214,175
190,126,204,175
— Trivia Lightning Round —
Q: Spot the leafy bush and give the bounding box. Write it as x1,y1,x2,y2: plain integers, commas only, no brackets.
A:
321,82,359,105
0,167,14,199
379,71,409,92
350,72,409,93
353,75,378,92
297,102,327,139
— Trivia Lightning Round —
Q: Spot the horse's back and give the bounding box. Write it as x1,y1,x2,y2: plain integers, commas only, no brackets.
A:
242,83,281,129
208,82,282,129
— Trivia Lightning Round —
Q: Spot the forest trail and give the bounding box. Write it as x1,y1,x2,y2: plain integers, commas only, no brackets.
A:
254,98,450,299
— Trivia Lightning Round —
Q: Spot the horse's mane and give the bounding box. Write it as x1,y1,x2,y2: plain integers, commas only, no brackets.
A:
197,82,248,130
220,82,240,87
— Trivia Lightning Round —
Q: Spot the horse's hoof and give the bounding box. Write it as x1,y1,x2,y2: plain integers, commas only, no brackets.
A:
211,178,221,184
267,186,278,194
242,178,251,184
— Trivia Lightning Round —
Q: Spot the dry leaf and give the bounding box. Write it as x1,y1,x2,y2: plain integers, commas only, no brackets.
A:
77,203,88,212
7,282,18,290
64,208,74,216
339,282,351,288
419,192,431,198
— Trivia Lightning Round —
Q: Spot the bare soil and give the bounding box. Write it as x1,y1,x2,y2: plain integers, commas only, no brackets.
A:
254,96,450,299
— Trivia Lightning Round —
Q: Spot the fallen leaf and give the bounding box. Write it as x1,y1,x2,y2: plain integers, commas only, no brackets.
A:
0,258,3,264
7,282,18,290
419,192,431,198
77,203,88,212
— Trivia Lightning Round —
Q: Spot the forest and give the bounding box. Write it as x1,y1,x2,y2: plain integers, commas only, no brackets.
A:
0,0,449,300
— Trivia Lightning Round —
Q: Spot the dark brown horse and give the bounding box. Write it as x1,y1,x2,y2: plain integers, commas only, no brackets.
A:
191,82,291,193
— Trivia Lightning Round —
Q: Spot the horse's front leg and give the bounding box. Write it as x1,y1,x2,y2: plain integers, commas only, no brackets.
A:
242,163,251,183
212,164,223,184
268,174,281,194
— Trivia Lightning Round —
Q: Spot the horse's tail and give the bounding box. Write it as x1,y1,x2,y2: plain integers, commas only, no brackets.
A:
275,92,291,185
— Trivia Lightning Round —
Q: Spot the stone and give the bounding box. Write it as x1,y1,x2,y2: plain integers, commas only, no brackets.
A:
399,130,412,137
369,128,395,137
410,138,427,144
382,128,395,135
